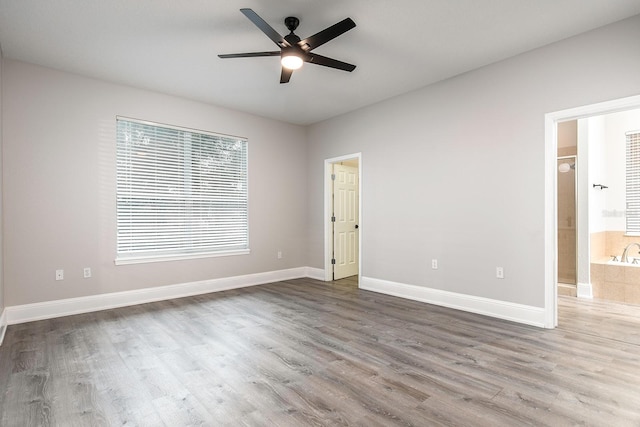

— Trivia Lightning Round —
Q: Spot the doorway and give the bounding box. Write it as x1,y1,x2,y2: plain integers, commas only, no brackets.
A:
324,153,361,283
545,94,640,328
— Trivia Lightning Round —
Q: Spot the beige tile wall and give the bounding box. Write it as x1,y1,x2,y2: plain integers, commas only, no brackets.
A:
590,231,640,304
590,231,640,261
606,232,640,260
557,146,577,157
591,262,640,304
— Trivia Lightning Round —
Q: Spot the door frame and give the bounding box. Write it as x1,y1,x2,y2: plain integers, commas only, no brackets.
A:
324,153,362,282
544,94,640,328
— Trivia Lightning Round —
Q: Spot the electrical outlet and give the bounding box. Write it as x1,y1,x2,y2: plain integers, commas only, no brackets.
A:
496,267,504,279
83,267,92,278
55,269,64,281
277,251,282,259
431,259,438,269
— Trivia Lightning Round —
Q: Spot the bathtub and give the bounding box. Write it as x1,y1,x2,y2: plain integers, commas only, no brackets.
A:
607,258,640,266
591,258,640,304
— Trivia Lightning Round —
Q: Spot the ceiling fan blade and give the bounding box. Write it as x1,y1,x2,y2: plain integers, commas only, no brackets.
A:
218,51,280,59
307,53,356,72
298,18,356,51
280,67,293,84
240,8,289,48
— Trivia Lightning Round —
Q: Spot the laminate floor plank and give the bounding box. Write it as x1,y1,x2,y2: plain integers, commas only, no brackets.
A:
3,278,640,425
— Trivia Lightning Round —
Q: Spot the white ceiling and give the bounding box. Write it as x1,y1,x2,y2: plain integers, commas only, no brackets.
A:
1,1,639,125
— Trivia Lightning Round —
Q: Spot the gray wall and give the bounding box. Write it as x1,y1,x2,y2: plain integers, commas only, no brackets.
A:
307,15,640,308
3,15,640,312
2,60,308,306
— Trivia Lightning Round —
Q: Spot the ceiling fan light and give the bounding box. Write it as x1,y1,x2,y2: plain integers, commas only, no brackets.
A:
281,55,303,70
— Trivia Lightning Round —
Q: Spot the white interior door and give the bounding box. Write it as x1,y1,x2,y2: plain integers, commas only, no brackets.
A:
333,163,359,279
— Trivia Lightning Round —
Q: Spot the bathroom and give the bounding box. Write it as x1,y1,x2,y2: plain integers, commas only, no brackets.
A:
558,108,640,304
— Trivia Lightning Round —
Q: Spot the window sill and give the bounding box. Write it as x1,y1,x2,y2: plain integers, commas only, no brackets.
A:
115,249,250,265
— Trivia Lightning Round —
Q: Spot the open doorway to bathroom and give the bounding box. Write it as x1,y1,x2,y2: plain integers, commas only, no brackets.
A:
546,95,640,328
579,108,640,304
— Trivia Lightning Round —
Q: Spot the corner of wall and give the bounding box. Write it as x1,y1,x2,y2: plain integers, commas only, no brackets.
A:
305,267,325,281
0,309,6,346
577,282,593,299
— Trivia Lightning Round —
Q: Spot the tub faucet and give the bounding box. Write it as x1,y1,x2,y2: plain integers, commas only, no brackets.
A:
621,242,640,263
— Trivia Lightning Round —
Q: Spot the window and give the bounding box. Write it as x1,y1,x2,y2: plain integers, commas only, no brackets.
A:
626,130,640,234
116,117,248,263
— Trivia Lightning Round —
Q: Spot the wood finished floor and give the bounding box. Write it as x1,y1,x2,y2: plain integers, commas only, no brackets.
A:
1,277,640,426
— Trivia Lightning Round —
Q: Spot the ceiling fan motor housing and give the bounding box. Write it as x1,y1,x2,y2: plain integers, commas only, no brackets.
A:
284,16,299,32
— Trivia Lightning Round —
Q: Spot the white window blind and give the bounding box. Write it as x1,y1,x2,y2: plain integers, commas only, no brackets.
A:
116,117,248,262
626,131,640,234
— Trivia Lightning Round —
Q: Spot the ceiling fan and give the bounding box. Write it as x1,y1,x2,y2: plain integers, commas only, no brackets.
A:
218,8,356,84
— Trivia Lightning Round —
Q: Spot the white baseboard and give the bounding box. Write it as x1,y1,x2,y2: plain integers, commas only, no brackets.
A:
1,269,547,338
360,276,547,328
0,308,7,346
6,267,310,325
305,267,325,281
577,282,593,299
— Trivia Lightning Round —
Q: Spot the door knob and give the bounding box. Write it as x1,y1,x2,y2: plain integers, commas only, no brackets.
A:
355,224,359,229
